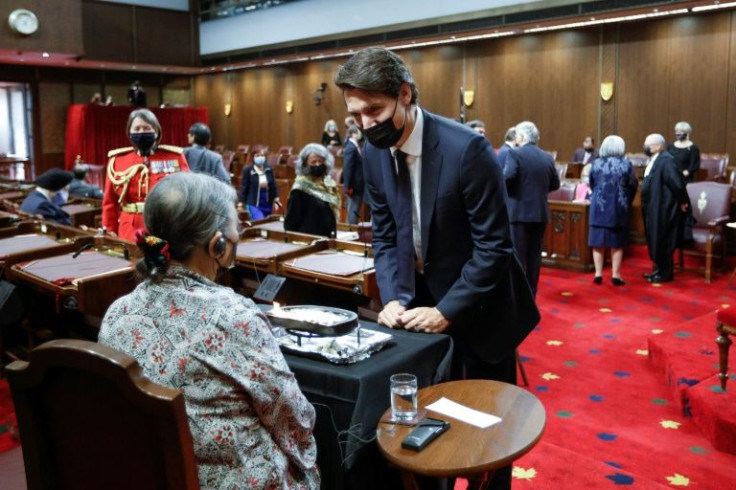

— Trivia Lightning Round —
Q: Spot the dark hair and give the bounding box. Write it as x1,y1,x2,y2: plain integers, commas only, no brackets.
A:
136,172,237,281
334,47,419,104
73,163,89,180
466,120,486,129
188,122,211,146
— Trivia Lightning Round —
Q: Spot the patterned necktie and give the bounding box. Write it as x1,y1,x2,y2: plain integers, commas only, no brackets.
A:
394,150,415,305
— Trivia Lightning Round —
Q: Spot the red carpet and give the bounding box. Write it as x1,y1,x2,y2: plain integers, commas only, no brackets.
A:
502,247,736,488
0,379,19,453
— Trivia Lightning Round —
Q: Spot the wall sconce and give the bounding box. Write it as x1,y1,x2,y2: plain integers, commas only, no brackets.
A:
285,100,294,114
224,103,232,117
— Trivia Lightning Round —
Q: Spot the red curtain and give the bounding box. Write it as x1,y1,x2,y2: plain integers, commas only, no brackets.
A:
64,104,209,169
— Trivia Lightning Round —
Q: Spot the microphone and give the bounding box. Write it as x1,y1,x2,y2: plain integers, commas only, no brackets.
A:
72,242,94,259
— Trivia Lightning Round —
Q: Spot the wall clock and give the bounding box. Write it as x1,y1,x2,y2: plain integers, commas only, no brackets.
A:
8,9,39,36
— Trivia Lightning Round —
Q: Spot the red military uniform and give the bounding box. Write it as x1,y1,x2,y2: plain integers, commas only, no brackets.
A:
102,145,189,241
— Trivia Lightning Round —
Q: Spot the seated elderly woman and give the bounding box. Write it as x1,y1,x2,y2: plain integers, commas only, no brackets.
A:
284,143,341,237
98,172,320,489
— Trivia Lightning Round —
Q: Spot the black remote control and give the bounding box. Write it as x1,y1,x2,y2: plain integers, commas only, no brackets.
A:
401,418,450,451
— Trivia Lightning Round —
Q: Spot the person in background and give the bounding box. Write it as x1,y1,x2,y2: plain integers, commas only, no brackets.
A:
496,126,516,168
183,122,231,184
69,162,104,199
90,92,104,105
99,172,320,489
572,136,599,164
667,121,700,247
321,119,342,148
20,168,73,225
127,80,147,107
465,119,487,138
503,121,560,296
103,108,189,241
641,133,688,283
335,47,538,490
240,148,281,220
342,125,365,224
588,135,638,286
284,143,340,237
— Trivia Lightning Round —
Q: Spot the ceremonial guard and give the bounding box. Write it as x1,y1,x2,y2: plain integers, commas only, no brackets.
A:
102,109,189,241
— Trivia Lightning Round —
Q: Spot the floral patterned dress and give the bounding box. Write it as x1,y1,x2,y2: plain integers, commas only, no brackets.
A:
99,266,320,489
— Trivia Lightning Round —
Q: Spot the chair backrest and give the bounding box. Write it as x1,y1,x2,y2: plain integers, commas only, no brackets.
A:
699,153,729,181
278,146,293,155
6,339,200,490
251,144,270,154
266,153,281,166
686,181,732,227
554,163,568,182
625,152,649,167
548,181,577,201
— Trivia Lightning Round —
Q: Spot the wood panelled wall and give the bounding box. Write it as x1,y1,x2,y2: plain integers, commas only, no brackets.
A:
194,11,736,161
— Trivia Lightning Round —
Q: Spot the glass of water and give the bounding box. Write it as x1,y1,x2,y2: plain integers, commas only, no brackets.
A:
390,373,418,420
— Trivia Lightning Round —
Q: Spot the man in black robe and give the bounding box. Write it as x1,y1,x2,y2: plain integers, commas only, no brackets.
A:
640,133,688,283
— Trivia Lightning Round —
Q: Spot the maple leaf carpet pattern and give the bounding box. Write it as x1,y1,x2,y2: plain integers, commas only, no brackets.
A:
465,247,736,489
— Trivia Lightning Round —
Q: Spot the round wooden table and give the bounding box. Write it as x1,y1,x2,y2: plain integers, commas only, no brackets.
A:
376,379,545,488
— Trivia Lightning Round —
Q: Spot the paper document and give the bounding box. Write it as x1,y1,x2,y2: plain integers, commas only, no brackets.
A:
425,397,502,428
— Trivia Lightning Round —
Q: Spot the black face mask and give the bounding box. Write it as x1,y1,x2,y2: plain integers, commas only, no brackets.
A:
363,100,404,149
643,146,653,157
308,164,327,177
130,132,157,156
676,133,687,141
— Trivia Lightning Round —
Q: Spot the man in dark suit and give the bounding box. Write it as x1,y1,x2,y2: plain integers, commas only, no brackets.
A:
504,121,560,296
183,123,231,184
335,47,539,489
572,136,599,164
69,163,103,199
496,126,516,169
20,168,73,225
641,133,688,283
342,125,365,224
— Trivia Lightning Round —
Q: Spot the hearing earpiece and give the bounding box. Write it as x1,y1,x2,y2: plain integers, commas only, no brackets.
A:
214,236,227,256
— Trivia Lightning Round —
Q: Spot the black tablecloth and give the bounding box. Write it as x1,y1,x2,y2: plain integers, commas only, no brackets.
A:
284,322,453,490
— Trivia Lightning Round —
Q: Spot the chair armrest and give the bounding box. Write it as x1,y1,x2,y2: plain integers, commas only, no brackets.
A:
707,216,730,227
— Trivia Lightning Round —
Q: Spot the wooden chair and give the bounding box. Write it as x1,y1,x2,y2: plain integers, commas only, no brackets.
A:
278,146,293,155
680,181,732,283
266,153,281,166
6,339,200,490
251,144,269,155
716,308,736,390
699,153,729,182
554,163,568,182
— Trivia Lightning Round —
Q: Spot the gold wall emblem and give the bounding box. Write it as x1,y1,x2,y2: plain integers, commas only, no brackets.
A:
224,103,232,117
285,100,294,114
463,90,475,107
600,82,614,101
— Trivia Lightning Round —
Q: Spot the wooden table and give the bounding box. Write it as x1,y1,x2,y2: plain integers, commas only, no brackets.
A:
376,380,545,489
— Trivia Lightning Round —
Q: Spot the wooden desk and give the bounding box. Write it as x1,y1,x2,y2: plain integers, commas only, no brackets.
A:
543,200,593,271
61,199,102,229
0,210,20,227
5,235,138,318
377,380,545,488
0,221,90,268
